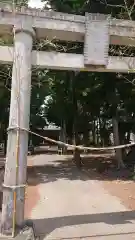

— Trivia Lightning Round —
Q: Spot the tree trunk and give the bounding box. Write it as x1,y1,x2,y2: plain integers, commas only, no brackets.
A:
62,120,67,154
83,130,89,146
73,148,82,168
92,120,96,145
112,117,125,168
71,72,82,168
72,122,82,168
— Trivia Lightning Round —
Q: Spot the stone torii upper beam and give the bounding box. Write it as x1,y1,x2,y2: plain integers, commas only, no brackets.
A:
0,5,135,46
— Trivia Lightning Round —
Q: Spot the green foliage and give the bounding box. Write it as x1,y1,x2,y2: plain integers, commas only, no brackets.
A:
1,0,135,152
43,0,133,18
40,0,135,148
0,0,28,7
0,66,48,147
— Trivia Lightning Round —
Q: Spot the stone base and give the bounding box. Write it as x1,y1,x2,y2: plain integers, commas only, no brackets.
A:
0,221,37,240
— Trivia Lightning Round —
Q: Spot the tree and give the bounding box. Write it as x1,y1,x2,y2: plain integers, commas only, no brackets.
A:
0,65,11,153
0,0,28,7
41,0,135,168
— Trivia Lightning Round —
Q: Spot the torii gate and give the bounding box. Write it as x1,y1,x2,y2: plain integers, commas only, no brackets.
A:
0,5,135,235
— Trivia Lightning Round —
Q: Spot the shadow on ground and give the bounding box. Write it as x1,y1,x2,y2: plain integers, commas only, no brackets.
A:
27,158,88,186
30,148,74,156
30,210,135,239
27,152,134,186
26,152,135,238
81,154,134,181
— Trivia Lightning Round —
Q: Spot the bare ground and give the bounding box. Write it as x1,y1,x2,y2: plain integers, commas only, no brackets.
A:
81,152,135,210
25,152,135,239
25,158,40,218
1,151,135,216
25,151,135,217
1,150,135,239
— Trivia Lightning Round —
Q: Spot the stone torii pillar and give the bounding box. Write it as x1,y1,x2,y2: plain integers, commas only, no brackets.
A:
1,21,35,235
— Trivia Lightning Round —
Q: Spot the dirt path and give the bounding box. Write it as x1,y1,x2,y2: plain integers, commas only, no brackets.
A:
82,153,135,211
25,154,135,239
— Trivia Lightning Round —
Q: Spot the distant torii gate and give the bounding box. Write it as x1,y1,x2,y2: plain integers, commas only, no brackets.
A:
0,5,135,235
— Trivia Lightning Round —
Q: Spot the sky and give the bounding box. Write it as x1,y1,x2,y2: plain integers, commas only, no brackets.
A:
28,0,44,8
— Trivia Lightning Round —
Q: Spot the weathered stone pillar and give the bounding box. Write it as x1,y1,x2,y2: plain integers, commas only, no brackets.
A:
1,21,35,235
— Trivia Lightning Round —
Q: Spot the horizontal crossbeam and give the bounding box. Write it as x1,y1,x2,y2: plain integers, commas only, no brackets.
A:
0,46,135,73
0,8,135,45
